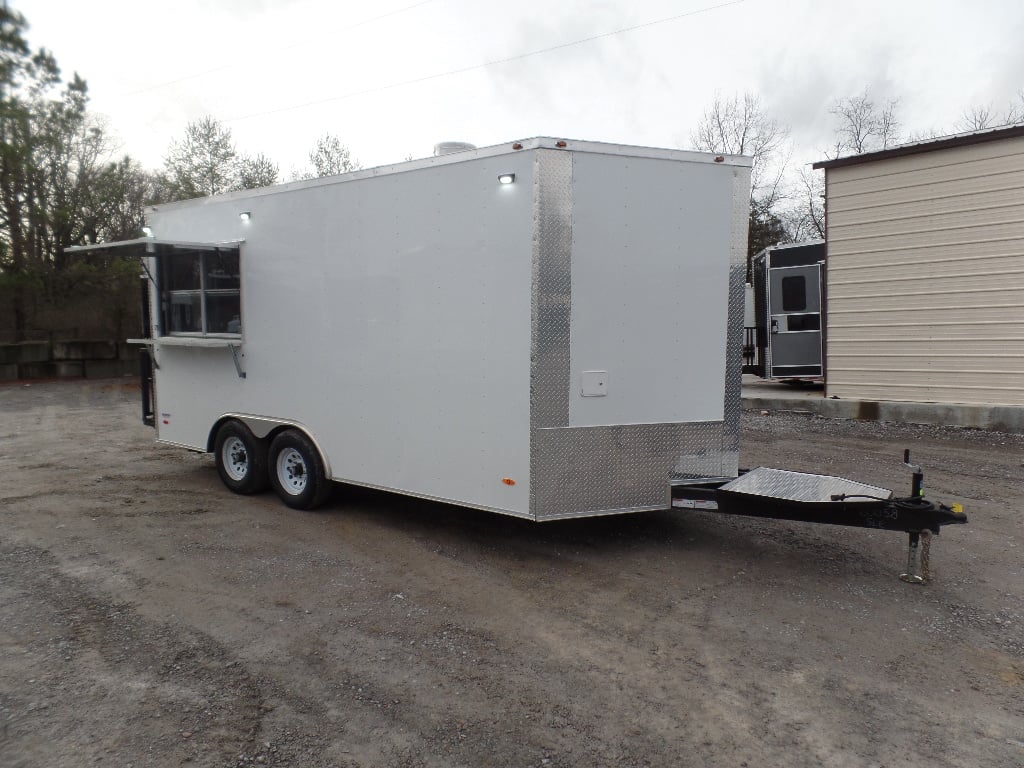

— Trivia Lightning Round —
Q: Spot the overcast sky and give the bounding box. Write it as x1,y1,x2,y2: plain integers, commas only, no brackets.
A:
22,0,1024,176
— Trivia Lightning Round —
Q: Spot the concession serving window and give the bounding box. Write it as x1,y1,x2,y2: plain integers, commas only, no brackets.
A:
65,238,243,340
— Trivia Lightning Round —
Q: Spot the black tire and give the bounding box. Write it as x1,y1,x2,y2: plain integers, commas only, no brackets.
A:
214,420,269,495
268,429,332,510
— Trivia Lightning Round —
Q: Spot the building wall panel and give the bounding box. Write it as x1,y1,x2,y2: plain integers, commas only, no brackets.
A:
826,138,1024,187
828,338,1023,356
825,135,1024,406
828,174,1024,216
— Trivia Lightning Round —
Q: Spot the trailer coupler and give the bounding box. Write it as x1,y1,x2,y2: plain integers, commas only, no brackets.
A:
671,450,967,583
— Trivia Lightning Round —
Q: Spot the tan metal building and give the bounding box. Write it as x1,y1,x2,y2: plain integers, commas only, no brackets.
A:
813,125,1024,407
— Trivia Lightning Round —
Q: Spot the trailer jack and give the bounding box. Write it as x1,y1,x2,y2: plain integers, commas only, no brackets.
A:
671,449,967,583
900,530,931,584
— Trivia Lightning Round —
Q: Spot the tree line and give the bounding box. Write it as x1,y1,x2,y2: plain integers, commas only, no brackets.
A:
1,5,1022,338
0,8,358,340
690,88,1024,278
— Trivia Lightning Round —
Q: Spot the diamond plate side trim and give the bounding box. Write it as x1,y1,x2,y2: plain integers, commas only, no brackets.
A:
532,423,723,520
721,166,752,476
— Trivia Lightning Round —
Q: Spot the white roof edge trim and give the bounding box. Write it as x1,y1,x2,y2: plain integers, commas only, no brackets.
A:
147,137,753,213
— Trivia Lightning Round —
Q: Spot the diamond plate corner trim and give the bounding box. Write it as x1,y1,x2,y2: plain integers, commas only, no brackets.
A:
668,420,733,481
760,252,773,376
529,149,574,519
530,149,574,431
720,166,752,476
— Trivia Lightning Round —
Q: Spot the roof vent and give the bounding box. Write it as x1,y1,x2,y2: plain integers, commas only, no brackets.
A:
433,141,476,156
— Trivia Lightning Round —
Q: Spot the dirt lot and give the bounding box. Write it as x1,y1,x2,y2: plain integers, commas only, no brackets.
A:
0,380,1021,768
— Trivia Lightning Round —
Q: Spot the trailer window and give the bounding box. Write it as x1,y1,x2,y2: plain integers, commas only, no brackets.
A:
786,313,820,332
780,276,807,312
159,249,241,336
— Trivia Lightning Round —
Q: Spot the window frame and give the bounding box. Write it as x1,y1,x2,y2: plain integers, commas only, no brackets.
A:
157,246,242,339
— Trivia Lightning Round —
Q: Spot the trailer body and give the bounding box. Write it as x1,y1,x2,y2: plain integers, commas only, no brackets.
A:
116,139,751,520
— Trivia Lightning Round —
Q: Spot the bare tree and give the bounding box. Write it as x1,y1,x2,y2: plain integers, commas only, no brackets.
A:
955,89,1024,133
1006,89,1024,124
784,166,825,242
956,104,997,132
830,90,902,154
692,92,789,209
691,92,792,264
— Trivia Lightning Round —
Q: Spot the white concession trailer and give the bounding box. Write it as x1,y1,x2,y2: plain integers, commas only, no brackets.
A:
80,138,753,517
70,137,968,583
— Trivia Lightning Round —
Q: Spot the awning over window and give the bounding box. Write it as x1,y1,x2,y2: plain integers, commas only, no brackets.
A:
65,238,241,258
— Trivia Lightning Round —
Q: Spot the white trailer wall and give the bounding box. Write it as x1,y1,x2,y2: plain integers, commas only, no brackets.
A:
143,139,751,520
568,153,733,426
151,151,536,515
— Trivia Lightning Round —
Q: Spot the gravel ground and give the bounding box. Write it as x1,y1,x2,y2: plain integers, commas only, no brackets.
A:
0,379,1021,767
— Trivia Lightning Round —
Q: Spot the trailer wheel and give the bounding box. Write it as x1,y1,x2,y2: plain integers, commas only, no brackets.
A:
268,430,331,510
214,420,269,495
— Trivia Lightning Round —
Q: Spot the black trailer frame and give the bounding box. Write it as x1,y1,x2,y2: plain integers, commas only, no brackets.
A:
670,451,966,584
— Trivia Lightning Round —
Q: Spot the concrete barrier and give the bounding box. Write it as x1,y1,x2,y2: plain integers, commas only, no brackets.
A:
53,340,118,361
0,342,51,366
0,340,138,381
84,359,139,379
743,392,1024,435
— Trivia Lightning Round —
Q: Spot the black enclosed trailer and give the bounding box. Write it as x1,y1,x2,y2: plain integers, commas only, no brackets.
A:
748,241,825,382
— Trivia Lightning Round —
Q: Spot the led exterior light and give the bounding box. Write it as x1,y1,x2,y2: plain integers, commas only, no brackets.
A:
239,211,252,221
498,173,516,185
142,226,153,237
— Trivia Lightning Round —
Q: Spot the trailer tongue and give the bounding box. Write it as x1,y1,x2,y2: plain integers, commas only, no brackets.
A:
671,450,967,583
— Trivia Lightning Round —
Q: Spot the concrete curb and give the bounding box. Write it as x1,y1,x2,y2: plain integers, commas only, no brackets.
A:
743,394,1024,434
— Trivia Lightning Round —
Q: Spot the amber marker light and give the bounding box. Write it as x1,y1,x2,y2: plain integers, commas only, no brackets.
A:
502,478,516,486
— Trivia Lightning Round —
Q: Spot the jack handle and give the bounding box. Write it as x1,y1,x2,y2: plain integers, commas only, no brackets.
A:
903,449,924,498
